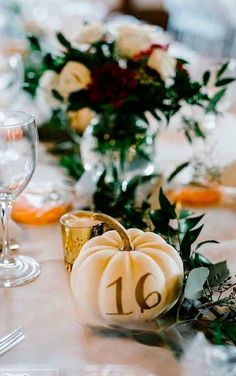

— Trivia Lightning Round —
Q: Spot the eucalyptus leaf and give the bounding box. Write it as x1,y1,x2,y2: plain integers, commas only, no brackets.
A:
184,267,210,300
208,261,230,287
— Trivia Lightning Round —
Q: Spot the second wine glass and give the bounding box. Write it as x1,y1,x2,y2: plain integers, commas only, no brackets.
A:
0,110,40,287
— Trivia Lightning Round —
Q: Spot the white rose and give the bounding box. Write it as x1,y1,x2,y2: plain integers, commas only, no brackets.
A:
68,108,94,133
148,49,176,85
116,24,152,59
37,70,60,109
57,61,92,98
74,22,105,45
116,24,167,59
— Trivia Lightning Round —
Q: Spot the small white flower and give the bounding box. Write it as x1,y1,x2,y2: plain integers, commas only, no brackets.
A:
57,61,92,98
37,70,60,109
148,49,176,85
74,22,105,45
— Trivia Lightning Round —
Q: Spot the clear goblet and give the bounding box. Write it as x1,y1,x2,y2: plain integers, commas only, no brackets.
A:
0,111,40,287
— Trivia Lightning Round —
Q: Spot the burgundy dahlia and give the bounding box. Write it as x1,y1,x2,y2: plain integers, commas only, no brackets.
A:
88,64,137,108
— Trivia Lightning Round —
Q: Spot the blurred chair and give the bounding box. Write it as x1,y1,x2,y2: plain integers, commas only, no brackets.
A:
166,0,231,58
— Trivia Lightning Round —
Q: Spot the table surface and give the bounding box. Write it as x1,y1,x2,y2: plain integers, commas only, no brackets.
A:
2,99,236,375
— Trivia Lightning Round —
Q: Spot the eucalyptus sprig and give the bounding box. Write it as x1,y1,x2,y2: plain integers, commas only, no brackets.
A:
146,188,236,349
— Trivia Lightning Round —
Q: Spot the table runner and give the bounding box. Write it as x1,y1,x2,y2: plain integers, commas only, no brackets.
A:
1,111,236,375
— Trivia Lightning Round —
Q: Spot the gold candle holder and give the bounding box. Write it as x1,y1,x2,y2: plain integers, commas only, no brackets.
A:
60,210,104,271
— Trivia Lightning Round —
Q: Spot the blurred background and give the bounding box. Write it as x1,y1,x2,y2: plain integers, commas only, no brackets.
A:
1,0,236,58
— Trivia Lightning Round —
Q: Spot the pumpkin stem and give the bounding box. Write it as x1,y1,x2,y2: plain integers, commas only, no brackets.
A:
93,213,133,252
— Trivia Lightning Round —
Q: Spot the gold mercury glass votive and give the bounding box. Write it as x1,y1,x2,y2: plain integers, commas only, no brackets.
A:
60,210,104,271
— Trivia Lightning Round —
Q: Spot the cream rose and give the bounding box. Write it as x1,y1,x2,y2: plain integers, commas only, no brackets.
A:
57,61,92,98
68,108,94,133
37,70,60,108
116,24,152,59
116,24,167,59
74,22,105,45
148,49,176,85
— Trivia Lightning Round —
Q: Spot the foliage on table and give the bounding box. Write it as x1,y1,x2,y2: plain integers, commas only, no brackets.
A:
88,173,236,353
24,24,234,174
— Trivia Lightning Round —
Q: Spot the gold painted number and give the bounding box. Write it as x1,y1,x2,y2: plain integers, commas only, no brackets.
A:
106,273,161,315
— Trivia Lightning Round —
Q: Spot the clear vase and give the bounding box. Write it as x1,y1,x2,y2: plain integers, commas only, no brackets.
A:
80,122,157,183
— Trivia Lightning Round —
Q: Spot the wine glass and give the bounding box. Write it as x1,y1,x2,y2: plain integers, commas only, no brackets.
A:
0,110,40,287
0,52,23,110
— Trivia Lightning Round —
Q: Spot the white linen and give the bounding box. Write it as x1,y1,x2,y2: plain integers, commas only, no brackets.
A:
1,110,236,375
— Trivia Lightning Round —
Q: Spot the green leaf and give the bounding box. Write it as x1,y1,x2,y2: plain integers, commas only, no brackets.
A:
180,214,204,233
193,121,206,139
208,260,230,287
189,225,204,243
222,322,236,345
27,34,41,51
206,88,226,113
184,267,210,300
196,240,219,250
215,77,235,87
159,187,176,219
52,89,64,102
57,32,71,49
179,209,192,219
180,231,191,260
167,162,190,182
132,328,183,356
176,58,189,65
60,154,84,180
203,71,210,85
189,252,212,269
216,62,229,78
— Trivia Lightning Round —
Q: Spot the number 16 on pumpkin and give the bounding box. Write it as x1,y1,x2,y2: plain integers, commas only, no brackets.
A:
106,273,162,315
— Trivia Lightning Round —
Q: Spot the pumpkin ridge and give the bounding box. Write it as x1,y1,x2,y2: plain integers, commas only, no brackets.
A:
75,249,118,268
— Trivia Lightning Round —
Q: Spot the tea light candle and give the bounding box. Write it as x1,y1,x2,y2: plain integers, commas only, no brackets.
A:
60,211,104,271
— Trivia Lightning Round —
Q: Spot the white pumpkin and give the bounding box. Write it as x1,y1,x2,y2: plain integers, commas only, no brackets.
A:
71,213,183,328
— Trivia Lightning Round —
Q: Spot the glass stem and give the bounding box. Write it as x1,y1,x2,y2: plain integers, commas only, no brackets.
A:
0,201,14,264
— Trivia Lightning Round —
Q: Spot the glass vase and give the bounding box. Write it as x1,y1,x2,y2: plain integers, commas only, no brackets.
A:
80,118,158,183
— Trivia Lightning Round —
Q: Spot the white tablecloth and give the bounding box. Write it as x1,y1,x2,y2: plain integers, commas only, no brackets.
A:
1,111,236,375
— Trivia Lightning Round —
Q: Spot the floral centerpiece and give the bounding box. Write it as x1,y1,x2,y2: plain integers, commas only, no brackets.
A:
26,22,233,180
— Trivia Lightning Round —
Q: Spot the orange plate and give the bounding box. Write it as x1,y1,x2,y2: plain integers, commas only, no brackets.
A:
168,186,221,207
12,197,72,225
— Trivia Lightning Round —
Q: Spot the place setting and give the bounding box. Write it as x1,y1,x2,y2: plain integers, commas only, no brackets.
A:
2,1,236,375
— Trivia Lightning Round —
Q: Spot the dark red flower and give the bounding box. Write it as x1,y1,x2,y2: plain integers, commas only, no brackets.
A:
88,64,137,108
176,61,189,76
133,44,169,61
